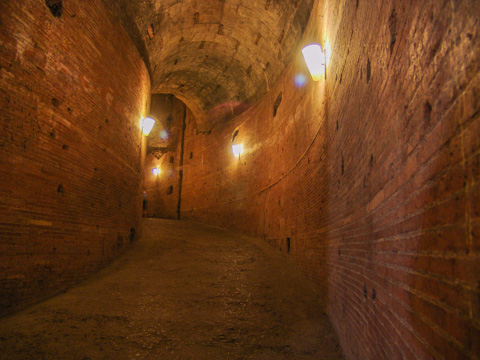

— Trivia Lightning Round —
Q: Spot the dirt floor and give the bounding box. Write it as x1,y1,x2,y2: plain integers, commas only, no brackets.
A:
0,218,345,360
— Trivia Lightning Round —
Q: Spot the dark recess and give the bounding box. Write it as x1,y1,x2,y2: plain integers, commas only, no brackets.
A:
46,0,63,17
273,92,283,117
166,115,173,128
424,101,432,122
389,8,397,55
232,130,239,142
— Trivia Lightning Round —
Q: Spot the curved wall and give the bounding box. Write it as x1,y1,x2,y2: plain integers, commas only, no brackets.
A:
0,0,150,316
180,0,480,359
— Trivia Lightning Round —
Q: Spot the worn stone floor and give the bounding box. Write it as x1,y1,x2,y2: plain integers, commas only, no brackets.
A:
0,219,345,360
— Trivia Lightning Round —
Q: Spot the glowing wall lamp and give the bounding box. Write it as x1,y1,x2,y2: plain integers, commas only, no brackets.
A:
141,117,156,135
152,166,161,176
302,43,326,81
232,144,244,158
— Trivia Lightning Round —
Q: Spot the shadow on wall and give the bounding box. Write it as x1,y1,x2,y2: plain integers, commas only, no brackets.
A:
100,0,154,75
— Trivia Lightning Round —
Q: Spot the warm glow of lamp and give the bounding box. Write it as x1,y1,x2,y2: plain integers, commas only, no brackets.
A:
324,38,332,67
232,144,243,157
141,117,155,135
302,43,325,81
152,167,161,176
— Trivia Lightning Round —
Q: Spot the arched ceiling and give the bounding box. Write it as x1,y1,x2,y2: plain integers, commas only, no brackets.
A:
102,0,314,131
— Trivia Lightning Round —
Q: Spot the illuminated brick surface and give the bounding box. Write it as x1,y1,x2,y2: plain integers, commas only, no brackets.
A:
0,0,150,316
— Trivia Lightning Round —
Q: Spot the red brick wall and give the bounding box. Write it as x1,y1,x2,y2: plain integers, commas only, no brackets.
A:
181,0,480,358
144,95,189,219
0,0,150,316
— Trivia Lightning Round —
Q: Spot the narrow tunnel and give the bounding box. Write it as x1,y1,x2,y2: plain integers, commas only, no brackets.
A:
0,0,479,359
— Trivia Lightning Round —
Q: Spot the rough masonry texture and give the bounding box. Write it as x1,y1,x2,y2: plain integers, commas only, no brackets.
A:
0,0,150,316
177,1,479,359
0,0,479,359
144,94,190,219
101,0,315,130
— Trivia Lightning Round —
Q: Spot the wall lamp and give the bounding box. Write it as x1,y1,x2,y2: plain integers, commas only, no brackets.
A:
302,43,326,81
152,167,161,176
141,117,156,135
232,144,244,158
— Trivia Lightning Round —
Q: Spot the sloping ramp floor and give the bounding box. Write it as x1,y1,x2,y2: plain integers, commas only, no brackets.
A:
0,218,344,360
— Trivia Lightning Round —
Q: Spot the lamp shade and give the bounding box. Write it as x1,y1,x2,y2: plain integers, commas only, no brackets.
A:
141,117,156,135
302,44,325,81
232,144,243,157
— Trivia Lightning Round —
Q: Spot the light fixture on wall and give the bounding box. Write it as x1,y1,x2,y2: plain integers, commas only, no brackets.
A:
141,117,156,135
302,43,326,81
232,144,244,158
152,166,161,176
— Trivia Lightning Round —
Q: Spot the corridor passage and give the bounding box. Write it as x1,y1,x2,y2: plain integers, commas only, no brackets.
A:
0,219,344,360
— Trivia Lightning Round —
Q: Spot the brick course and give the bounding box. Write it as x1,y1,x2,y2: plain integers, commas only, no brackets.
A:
0,0,150,316
0,0,478,358
178,0,480,358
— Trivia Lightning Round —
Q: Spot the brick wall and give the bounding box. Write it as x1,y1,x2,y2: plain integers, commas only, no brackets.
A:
144,95,188,219
180,0,480,358
0,0,150,316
